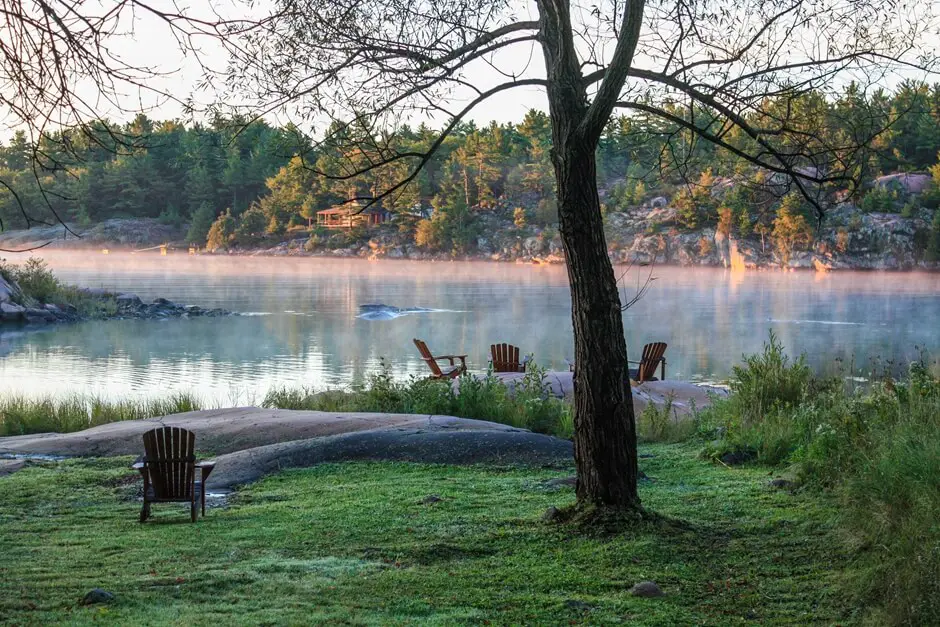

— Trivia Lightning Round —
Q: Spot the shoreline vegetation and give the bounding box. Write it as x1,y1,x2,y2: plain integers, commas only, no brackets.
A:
2,209,939,272
2,339,938,625
0,257,232,326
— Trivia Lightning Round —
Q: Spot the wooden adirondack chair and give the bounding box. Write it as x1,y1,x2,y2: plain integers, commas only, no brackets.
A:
413,338,467,379
490,343,527,372
629,342,668,383
133,426,215,523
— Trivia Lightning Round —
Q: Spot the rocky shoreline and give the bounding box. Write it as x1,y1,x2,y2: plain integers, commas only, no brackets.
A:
2,204,939,271
212,202,940,271
0,275,233,327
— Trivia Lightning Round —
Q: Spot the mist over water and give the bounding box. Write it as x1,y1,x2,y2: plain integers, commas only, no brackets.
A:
1,251,938,404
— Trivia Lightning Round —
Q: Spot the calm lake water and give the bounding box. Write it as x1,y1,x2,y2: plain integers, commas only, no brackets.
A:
1,251,938,403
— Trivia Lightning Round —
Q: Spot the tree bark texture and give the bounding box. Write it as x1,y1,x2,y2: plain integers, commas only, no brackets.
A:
537,0,640,509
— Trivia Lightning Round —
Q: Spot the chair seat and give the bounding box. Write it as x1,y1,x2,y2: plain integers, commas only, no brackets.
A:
628,369,658,382
145,480,202,503
439,365,463,376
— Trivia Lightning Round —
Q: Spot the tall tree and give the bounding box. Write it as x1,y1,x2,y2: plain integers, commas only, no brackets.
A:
217,0,938,514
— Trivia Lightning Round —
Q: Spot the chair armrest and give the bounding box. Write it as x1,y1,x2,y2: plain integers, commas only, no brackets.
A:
196,461,216,482
434,354,467,360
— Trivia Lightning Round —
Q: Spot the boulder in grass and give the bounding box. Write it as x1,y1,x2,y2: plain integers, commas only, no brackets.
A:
80,588,115,605
629,581,665,598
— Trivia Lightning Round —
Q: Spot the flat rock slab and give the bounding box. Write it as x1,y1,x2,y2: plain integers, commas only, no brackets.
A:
0,459,26,476
0,408,524,458
483,372,726,417
207,429,573,489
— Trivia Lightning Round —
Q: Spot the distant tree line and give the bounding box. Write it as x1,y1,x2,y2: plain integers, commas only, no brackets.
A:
2,81,940,253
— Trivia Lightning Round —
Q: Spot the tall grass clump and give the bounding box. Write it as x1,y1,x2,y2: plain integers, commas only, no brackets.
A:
0,392,203,436
636,393,698,443
263,362,573,438
699,336,940,626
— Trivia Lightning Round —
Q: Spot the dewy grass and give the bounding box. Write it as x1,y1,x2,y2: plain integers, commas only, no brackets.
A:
0,446,858,626
0,392,203,436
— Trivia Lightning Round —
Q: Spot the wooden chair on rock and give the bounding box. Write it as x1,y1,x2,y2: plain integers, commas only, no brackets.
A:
133,426,215,523
413,338,467,379
490,343,528,373
629,342,668,383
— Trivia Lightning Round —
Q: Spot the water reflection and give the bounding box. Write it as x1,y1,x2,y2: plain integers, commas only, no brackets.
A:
0,251,937,402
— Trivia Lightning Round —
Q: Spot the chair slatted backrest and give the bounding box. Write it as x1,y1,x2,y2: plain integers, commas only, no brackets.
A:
637,342,668,382
143,427,196,500
491,343,524,372
413,339,443,377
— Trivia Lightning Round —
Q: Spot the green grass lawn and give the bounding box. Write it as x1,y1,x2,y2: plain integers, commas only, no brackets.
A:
0,445,855,626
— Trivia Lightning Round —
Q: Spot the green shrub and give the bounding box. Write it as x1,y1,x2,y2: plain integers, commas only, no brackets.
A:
5,257,61,303
715,330,813,431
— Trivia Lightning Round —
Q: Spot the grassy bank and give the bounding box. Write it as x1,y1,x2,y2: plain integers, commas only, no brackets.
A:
699,334,940,626
0,446,854,625
2,339,937,624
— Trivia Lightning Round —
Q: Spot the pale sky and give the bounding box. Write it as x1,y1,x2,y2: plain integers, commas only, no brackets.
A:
2,0,938,140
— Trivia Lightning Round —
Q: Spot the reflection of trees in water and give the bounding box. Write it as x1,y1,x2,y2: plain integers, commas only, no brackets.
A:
2,263,938,399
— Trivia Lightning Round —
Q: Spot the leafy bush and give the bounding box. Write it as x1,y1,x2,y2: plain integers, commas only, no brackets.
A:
722,330,812,430
263,361,572,438
5,257,61,303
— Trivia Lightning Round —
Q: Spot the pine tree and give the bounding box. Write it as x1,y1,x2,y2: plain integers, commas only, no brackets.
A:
186,203,217,245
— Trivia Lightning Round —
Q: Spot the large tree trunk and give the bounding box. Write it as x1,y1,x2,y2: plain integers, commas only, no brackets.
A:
555,144,640,509
537,0,641,510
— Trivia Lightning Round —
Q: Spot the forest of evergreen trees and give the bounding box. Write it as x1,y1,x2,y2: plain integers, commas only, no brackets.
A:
1,81,939,254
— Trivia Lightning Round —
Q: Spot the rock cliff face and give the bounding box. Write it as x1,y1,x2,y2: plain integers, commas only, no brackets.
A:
597,202,936,271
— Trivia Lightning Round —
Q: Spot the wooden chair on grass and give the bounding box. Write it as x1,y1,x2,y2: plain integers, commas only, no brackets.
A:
490,343,528,373
413,338,467,379
133,426,215,523
629,342,667,383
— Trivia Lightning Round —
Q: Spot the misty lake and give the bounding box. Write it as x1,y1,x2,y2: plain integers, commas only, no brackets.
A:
1,252,938,404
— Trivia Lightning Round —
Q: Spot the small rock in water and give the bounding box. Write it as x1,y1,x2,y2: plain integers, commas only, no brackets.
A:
152,297,175,307
542,506,562,522
0,301,25,322
420,494,443,505
25,307,57,323
80,588,115,605
629,581,665,598
116,293,142,306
